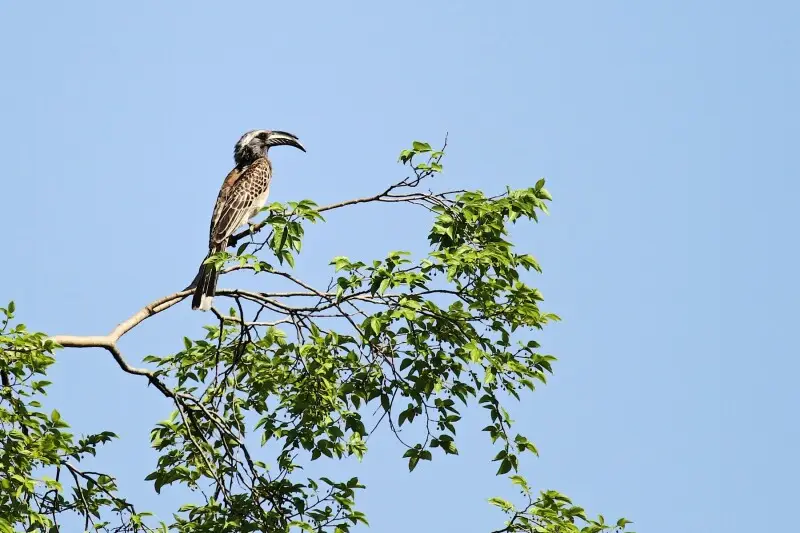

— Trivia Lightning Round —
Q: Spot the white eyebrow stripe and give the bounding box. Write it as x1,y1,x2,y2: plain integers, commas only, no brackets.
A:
236,130,264,150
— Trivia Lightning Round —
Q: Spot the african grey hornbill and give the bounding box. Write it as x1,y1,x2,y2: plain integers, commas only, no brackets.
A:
191,129,305,311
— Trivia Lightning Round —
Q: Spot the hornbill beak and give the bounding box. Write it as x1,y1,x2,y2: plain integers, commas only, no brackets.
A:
267,131,306,152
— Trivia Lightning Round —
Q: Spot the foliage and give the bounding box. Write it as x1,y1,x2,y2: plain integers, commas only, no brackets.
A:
0,140,633,532
0,303,160,532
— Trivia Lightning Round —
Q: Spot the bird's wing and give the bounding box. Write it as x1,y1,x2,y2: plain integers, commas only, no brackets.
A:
208,166,242,241
208,159,270,248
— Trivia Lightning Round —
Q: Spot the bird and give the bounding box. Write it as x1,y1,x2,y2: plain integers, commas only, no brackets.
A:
191,129,306,311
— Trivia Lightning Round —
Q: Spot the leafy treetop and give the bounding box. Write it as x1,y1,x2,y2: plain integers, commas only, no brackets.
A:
0,139,633,533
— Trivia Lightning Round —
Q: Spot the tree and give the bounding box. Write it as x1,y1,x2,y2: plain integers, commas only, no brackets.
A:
0,139,633,533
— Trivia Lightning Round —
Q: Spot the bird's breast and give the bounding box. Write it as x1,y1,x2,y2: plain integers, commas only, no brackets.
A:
246,182,271,220
254,183,271,209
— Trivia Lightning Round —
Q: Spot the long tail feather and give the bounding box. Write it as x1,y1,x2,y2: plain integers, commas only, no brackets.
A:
191,257,219,311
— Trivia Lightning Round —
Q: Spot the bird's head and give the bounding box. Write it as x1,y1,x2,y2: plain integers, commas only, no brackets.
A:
233,129,305,165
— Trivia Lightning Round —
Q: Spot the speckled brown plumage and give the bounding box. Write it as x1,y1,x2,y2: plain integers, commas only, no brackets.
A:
192,130,304,311
208,158,273,251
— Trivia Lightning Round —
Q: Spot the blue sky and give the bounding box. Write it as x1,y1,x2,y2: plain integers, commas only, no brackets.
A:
1,1,797,531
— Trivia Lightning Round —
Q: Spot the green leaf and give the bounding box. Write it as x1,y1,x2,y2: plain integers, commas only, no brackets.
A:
441,440,458,455
0,518,14,533
289,521,316,533
331,256,351,271
496,458,512,475
412,141,432,152
510,474,529,491
7,301,15,314
493,449,507,462
368,316,380,336
487,497,514,512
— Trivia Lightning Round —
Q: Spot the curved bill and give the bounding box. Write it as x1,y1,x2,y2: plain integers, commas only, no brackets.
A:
266,131,305,152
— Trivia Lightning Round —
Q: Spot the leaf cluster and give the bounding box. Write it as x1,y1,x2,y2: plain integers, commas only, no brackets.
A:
0,303,160,532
